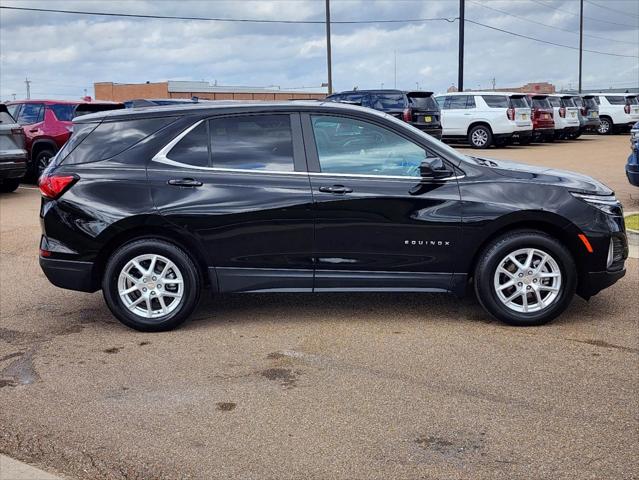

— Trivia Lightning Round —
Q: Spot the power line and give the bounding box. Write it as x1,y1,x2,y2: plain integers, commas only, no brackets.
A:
528,0,636,28
0,5,457,24
584,0,639,18
468,0,638,45
465,18,638,58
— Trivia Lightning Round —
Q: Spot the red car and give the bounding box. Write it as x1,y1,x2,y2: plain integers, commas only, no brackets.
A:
525,94,555,142
6,99,123,177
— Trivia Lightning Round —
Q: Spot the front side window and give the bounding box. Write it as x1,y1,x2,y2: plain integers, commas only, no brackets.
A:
17,103,44,125
482,96,509,108
209,114,294,171
311,115,428,177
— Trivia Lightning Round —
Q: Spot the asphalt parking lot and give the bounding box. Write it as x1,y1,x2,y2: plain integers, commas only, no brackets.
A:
1,135,637,480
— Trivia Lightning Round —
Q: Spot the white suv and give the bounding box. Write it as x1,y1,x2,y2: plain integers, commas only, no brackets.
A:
434,92,532,148
594,93,639,134
547,94,580,140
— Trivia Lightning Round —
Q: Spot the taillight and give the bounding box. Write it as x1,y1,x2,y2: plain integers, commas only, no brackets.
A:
559,107,566,118
506,108,515,121
581,107,587,116
402,108,412,122
624,104,631,114
39,174,78,199
11,127,24,136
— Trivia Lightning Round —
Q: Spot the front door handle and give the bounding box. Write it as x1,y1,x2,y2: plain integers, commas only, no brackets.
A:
319,185,353,194
167,178,203,187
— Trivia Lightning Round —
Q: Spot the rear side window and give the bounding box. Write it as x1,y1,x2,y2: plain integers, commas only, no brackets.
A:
369,94,405,110
509,97,528,108
605,96,627,105
63,117,175,165
548,97,562,108
209,114,294,172
167,122,208,167
17,103,44,125
446,96,471,109
49,104,76,121
482,96,509,108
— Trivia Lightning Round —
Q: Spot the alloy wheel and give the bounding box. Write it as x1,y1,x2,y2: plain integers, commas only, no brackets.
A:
471,128,488,147
493,248,562,313
597,119,610,134
117,254,184,319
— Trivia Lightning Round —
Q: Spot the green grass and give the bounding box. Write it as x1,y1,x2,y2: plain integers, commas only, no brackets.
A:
626,214,639,231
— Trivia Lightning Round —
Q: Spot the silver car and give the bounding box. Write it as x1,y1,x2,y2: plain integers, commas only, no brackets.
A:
0,104,27,192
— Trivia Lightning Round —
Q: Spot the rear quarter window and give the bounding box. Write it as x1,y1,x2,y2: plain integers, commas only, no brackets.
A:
605,96,627,105
482,96,509,108
62,117,176,165
49,104,76,121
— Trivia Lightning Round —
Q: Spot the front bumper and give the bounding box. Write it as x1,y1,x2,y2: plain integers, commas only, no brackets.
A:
39,256,99,293
579,268,626,299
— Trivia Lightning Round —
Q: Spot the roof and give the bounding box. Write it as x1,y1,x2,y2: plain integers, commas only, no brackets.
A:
331,89,434,95
74,100,385,123
167,80,326,95
437,91,524,96
6,99,121,105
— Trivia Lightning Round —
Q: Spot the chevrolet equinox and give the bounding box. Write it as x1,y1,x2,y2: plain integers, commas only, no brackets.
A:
38,102,628,331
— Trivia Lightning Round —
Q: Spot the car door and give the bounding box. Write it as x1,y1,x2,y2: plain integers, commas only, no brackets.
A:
301,112,462,291
148,112,315,293
442,95,471,136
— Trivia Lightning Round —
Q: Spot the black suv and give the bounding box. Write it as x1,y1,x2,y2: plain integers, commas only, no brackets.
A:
39,102,627,331
326,90,442,139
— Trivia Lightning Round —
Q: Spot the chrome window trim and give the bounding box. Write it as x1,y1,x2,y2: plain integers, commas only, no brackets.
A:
151,119,463,181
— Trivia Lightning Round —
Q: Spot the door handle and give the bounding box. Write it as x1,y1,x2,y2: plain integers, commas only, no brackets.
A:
167,178,203,187
319,185,353,194
29,128,38,133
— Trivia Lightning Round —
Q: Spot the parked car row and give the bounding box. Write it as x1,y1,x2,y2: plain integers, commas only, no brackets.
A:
327,90,639,149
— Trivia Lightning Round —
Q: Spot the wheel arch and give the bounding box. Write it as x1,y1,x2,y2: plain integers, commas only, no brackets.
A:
31,138,58,159
467,121,493,136
92,221,211,290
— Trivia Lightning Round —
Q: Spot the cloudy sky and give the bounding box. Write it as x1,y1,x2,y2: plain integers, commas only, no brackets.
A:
0,0,637,101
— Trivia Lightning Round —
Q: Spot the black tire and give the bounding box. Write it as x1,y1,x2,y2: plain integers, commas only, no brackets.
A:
34,149,56,178
468,125,492,149
0,178,20,193
474,230,576,327
518,137,531,146
597,117,612,135
102,239,201,331
544,135,555,143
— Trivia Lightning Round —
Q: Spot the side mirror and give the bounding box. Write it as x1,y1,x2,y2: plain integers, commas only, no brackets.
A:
419,157,453,179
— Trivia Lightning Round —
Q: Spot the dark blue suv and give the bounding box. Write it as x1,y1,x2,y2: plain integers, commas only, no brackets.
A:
627,121,639,187
326,90,442,139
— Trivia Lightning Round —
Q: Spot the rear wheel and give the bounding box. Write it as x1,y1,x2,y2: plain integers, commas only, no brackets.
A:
102,239,201,331
0,178,20,193
474,230,576,326
468,125,492,149
597,117,612,135
518,136,531,146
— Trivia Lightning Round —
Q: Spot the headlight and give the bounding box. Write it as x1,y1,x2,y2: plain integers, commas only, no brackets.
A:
570,192,622,215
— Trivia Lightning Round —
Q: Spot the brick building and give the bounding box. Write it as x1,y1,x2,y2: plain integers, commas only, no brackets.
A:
94,81,327,102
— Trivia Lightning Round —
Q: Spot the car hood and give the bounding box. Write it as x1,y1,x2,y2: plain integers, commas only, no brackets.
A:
472,157,613,195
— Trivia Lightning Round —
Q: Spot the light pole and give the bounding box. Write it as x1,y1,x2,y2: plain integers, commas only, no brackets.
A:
325,0,333,95
578,0,583,93
458,0,465,91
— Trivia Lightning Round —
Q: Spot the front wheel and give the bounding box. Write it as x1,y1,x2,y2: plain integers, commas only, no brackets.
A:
102,239,201,331
468,125,492,149
0,178,20,193
474,231,576,326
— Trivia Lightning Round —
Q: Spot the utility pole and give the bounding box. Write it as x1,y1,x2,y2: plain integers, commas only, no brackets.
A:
578,0,583,93
491,77,496,90
25,77,31,99
394,50,397,88
325,0,333,95
458,0,465,91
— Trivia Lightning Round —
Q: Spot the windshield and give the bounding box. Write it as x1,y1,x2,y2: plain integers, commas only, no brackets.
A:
509,97,528,108
407,95,438,110
532,98,551,109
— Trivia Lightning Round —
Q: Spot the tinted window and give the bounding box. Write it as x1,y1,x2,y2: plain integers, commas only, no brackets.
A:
447,96,469,109
510,97,528,108
482,96,509,108
49,104,76,121
583,97,598,108
17,103,44,125
467,96,476,108
561,98,576,107
407,95,438,110
627,96,638,105
168,122,208,167
209,114,294,171
593,96,600,105
63,117,175,165
605,96,627,105
56,123,99,163
572,97,583,107
435,97,445,108
7,104,20,119
311,115,428,177
369,94,406,110
344,93,366,105
547,97,562,108
532,98,551,109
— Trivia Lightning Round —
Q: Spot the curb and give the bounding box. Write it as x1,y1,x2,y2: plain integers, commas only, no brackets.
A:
0,455,65,480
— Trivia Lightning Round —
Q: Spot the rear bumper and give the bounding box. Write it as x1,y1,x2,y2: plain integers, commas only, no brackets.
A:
0,160,27,179
579,268,626,299
411,124,442,139
39,257,99,293
626,161,639,186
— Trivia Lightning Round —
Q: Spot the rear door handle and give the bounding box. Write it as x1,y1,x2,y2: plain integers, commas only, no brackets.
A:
167,178,203,187
319,185,353,194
